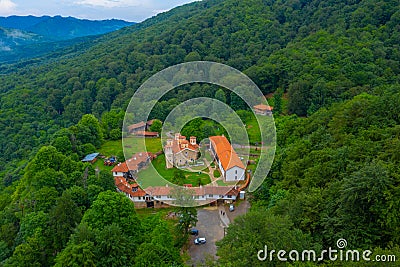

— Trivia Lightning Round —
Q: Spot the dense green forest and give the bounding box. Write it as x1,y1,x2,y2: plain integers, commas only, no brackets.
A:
1,0,400,265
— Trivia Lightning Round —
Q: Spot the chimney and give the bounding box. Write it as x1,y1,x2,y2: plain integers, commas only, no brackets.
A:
174,133,180,140
190,136,196,145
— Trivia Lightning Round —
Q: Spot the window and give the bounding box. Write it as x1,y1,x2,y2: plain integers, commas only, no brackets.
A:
132,187,138,192
209,194,213,197
138,196,141,200
235,176,237,180
156,195,161,198
235,170,237,174
227,195,232,198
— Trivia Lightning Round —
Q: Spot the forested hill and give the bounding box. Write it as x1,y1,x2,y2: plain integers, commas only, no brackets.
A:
0,16,134,40
0,16,134,63
0,0,399,188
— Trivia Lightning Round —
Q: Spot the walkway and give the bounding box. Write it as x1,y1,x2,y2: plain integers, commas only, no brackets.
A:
218,205,230,227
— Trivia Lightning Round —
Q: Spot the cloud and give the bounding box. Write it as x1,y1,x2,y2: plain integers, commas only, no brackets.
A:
74,0,143,8
0,0,17,15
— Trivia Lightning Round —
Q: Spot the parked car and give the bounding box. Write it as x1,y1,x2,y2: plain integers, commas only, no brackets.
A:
194,237,206,245
190,228,199,235
229,204,235,212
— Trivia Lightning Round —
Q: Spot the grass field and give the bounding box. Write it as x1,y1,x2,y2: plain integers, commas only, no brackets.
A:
123,137,162,156
138,154,211,187
246,115,262,144
92,137,162,172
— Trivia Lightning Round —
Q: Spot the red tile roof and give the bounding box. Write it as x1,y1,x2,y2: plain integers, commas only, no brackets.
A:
134,131,159,137
112,152,151,173
253,104,273,111
209,136,245,171
166,134,199,154
114,177,147,197
112,162,129,173
127,121,146,132
126,152,151,171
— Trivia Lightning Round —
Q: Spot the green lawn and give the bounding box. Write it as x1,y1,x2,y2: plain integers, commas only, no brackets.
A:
185,172,211,186
216,179,227,186
92,159,115,172
213,169,221,178
123,137,162,157
99,139,122,156
138,154,211,187
246,115,262,144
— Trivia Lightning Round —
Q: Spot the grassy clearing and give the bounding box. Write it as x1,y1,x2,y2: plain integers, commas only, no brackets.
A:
216,179,227,186
99,140,122,156
138,154,211,187
123,137,162,156
185,172,211,186
245,115,262,144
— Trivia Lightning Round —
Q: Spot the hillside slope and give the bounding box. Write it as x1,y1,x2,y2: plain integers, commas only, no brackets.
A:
0,15,134,63
0,0,399,179
0,15,134,39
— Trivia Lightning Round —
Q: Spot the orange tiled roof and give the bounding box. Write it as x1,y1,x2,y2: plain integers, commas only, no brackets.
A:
253,104,273,111
209,136,245,171
114,177,147,197
134,131,159,137
127,121,146,131
112,152,151,173
172,140,199,153
112,162,129,172
125,152,150,171
204,186,239,196
168,134,199,154
146,186,173,196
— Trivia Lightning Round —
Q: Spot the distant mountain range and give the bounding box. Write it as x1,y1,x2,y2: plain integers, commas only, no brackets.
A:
0,15,135,63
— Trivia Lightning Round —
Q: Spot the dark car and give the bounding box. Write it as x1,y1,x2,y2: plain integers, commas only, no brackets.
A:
190,228,199,235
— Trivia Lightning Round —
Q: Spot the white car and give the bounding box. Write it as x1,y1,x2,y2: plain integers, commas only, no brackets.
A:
229,204,235,212
194,237,206,245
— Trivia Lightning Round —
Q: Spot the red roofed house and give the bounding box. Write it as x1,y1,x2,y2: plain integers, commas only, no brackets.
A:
209,135,245,182
253,104,273,116
127,121,147,134
164,133,199,168
112,152,155,207
114,176,150,204
111,152,152,180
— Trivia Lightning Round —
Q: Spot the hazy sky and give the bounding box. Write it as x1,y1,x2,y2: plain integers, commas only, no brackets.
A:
0,0,199,22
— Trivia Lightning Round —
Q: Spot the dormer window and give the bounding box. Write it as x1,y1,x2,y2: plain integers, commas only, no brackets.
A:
132,187,138,192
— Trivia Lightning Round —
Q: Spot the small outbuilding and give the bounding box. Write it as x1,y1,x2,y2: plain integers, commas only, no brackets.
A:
82,152,100,164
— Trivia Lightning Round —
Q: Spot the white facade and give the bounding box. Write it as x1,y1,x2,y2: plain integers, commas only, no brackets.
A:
113,171,125,177
225,166,245,182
